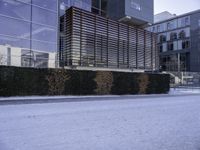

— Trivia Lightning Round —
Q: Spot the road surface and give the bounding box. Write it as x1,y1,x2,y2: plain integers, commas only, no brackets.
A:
0,95,200,150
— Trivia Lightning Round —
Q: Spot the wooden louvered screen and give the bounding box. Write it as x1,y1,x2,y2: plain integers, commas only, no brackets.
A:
63,7,158,71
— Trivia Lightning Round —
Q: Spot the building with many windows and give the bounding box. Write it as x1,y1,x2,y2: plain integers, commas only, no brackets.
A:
0,0,155,70
146,10,200,72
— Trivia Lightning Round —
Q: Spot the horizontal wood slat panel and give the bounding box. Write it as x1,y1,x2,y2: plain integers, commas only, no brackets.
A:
61,7,158,71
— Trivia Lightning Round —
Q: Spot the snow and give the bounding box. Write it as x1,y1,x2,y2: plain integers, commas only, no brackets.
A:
0,95,200,150
0,95,120,101
169,88,200,94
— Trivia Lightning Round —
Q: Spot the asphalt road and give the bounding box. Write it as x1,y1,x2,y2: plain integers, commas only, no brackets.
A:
0,95,200,150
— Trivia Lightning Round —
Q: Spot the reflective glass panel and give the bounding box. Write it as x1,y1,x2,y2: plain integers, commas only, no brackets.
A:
32,0,57,11
32,24,57,43
32,40,56,52
0,16,30,39
32,6,57,27
0,0,31,20
0,35,30,49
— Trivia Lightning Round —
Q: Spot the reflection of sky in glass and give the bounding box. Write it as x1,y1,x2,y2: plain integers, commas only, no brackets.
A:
0,0,31,20
60,0,91,16
0,0,58,53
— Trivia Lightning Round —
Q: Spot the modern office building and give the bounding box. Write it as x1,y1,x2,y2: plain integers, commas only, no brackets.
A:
91,0,153,26
60,7,158,71
0,0,155,70
60,0,154,25
146,10,200,72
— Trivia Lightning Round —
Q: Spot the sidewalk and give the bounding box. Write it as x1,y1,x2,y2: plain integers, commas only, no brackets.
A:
1,91,200,105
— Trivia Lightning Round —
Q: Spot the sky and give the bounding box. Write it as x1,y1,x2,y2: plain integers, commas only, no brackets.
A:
154,0,200,15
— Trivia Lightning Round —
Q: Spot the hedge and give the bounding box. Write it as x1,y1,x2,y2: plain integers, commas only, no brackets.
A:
0,66,170,96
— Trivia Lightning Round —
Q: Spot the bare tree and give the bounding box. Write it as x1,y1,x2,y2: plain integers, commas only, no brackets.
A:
95,71,113,95
46,69,70,95
137,74,149,94
0,53,5,65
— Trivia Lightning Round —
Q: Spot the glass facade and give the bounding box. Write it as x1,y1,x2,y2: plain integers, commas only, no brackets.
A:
59,0,91,16
0,0,58,68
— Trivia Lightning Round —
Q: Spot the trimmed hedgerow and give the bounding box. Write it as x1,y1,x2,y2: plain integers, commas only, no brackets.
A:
0,66,170,96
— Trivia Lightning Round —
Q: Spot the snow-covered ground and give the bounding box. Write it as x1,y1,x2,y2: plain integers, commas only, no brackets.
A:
0,95,200,150
169,88,200,94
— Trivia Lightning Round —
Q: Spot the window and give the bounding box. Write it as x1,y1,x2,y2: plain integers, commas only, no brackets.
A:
170,32,177,40
130,0,141,11
167,20,177,30
178,16,190,27
185,17,190,26
182,40,190,49
152,27,156,32
159,35,166,43
168,42,174,51
159,45,163,52
167,22,171,30
157,25,160,32
179,30,186,39
163,43,167,52
199,20,200,27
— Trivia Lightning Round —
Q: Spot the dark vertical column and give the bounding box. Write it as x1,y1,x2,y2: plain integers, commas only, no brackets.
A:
99,0,102,15
117,23,120,68
106,19,109,67
136,29,138,69
94,16,96,67
144,30,146,69
151,33,153,71
56,0,60,68
80,11,82,66
127,26,130,68
30,0,33,67
155,34,159,70
70,8,74,66
123,41,125,64
101,35,103,62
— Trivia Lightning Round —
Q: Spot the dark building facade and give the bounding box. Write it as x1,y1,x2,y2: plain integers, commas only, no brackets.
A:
146,10,200,72
60,7,158,71
91,0,153,26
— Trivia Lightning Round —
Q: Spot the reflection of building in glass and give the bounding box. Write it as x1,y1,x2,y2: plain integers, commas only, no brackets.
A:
0,45,56,68
0,0,58,68
60,7,158,71
146,10,200,72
